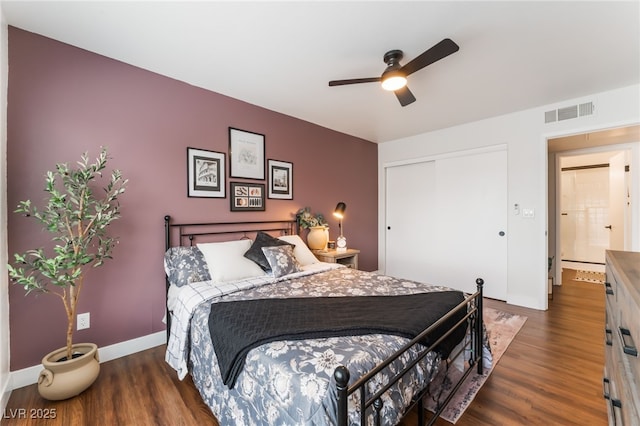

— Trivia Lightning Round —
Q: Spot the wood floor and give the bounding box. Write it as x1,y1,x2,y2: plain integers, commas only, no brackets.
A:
4,271,608,425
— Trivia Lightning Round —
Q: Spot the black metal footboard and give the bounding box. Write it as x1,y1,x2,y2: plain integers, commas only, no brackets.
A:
335,278,484,426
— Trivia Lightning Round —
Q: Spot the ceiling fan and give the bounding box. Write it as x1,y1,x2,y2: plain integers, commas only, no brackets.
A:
328,38,459,107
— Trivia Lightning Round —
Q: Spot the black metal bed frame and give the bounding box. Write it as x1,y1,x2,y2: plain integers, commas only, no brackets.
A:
163,215,484,426
336,281,484,426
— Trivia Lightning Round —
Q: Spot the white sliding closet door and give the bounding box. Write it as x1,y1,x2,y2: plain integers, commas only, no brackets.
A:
385,160,437,282
431,150,508,298
385,148,508,300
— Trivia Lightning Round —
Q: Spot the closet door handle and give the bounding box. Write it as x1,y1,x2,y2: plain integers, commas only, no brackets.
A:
605,328,613,346
605,225,612,229
619,327,638,356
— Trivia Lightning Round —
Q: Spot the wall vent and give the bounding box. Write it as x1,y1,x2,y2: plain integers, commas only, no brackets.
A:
544,110,557,123
558,105,578,121
579,102,594,116
544,101,594,124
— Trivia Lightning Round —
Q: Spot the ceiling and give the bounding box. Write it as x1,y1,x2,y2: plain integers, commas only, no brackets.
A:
2,1,639,143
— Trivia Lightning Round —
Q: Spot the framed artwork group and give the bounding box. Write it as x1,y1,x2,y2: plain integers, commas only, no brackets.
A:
187,127,293,211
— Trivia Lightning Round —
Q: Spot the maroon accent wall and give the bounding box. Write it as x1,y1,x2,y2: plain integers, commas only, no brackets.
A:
7,27,377,370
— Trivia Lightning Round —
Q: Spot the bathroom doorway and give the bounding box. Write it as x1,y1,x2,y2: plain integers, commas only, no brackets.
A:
548,124,639,288
558,149,628,273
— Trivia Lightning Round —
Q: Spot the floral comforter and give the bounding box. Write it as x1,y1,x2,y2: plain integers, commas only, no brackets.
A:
182,267,467,425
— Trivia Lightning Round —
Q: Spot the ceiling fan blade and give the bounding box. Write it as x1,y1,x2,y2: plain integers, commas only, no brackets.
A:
328,77,381,87
401,38,459,77
395,86,416,107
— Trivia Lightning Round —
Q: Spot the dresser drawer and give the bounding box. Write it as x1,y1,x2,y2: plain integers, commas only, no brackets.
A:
616,281,639,380
605,267,618,318
603,367,617,426
618,375,640,426
605,267,617,296
607,330,638,426
604,251,640,426
604,367,624,426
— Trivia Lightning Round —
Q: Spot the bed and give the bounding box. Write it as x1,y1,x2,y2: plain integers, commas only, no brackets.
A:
163,216,488,426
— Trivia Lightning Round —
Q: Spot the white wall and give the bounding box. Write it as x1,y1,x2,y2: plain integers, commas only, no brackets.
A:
378,84,640,310
1,4,11,411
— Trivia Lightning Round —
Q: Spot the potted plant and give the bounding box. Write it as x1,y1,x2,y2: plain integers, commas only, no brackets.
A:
296,207,329,250
7,148,127,400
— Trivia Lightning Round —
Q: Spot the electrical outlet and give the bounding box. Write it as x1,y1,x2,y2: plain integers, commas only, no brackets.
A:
77,312,90,330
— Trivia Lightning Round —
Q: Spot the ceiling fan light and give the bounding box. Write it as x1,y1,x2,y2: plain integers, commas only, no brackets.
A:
381,70,407,91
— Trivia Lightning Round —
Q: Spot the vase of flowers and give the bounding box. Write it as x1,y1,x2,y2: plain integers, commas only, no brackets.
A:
296,207,329,250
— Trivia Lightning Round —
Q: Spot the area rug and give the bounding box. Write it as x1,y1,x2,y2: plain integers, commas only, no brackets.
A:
424,307,527,423
574,269,605,284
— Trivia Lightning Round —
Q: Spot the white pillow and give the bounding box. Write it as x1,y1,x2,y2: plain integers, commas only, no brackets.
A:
197,240,266,282
278,235,319,266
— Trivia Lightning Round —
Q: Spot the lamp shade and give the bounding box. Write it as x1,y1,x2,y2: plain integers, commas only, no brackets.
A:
333,202,346,219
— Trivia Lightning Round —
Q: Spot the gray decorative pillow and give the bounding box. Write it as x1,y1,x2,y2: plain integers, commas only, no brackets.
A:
244,231,293,272
164,246,212,287
261,245,302,278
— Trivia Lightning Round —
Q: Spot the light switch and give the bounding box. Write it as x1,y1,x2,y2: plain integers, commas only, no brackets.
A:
523,208,535,218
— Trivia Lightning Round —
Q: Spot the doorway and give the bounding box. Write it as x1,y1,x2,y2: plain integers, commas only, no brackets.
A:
558,150,629,274
548,125,639,289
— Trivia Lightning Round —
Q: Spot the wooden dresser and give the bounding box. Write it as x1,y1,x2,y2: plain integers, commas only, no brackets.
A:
603,250,640,425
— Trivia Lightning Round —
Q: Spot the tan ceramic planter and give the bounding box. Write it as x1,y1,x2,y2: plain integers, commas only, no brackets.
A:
37,343,100,401
307,226,328,250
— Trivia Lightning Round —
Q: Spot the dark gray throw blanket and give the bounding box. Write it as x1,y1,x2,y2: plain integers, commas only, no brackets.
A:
208,291,466,388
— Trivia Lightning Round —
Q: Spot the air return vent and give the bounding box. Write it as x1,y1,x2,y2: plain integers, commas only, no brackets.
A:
544,102,594,124
558,105,578,121
544,110,557,123
579,102,594,116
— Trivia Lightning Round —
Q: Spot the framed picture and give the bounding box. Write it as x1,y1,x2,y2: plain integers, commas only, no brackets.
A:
187,148,225,198
268,159,293,199
230,182,265,211
229,127,265,180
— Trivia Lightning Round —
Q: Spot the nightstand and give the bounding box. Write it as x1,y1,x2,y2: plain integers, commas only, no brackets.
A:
312,248,359,270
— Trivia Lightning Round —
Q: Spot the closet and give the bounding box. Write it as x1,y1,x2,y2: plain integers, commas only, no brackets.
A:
385,147,508,300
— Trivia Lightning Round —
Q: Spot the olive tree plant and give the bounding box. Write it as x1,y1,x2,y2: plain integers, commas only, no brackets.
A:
8,148,127,361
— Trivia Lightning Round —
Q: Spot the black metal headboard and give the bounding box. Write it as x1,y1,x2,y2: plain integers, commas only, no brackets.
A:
164,215,297,250
163,215,297,339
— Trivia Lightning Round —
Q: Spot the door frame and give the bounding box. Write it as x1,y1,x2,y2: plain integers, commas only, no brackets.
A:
554,145,632,279
546,128,639,289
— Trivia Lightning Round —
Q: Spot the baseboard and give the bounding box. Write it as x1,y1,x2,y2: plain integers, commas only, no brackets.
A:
9,331,166,391
98,331,166,364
